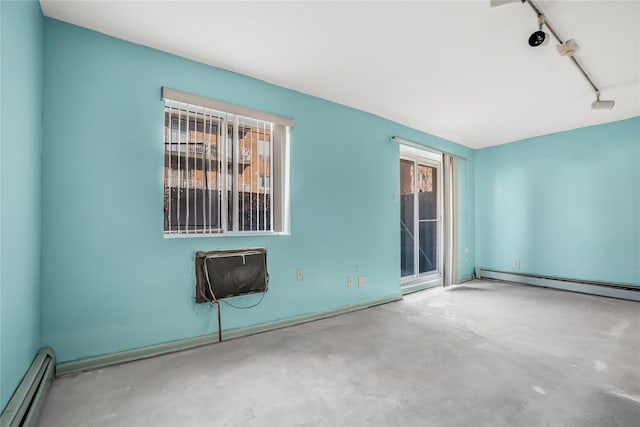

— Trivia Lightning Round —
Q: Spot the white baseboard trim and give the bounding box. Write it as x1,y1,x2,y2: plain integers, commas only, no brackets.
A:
0,348,56,427
477,268,640,302
56,293,403,376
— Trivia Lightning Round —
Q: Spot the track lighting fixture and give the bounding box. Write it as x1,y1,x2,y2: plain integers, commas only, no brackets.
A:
528,14,547,47
528,30,546,47
492,0,615,110
591,92,615,110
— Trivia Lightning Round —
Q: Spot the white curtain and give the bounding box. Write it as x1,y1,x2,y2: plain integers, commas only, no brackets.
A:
443,154,459,286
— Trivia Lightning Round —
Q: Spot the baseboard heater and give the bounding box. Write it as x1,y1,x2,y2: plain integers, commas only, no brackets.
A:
195,248,268,342
476,268,640,301
0,348,56,427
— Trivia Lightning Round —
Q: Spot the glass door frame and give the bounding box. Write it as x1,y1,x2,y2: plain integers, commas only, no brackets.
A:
400,149,444,290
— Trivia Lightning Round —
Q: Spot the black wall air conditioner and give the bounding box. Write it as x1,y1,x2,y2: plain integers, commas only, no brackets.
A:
195,248,268,304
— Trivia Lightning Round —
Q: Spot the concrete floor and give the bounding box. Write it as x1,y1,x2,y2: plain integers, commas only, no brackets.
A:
38,280,640,426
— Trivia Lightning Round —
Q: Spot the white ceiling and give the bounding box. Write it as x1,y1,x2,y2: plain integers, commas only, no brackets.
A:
40,0,640,148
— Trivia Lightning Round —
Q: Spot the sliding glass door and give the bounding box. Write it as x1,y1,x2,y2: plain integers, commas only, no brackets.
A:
400,152,443,288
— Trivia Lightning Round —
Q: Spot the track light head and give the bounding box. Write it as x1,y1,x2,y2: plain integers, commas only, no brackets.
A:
489,0,525,7
591,99,615,110
528,13,548,47
592,92,615,110
528,30,547,47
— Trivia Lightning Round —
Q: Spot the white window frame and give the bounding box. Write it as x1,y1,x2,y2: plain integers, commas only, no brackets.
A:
162,87,292,237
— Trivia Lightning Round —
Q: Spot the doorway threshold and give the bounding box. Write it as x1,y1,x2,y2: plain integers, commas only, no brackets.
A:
401,277,442,295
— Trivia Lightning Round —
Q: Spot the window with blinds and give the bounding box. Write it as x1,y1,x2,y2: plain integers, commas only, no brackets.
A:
162,88,292,235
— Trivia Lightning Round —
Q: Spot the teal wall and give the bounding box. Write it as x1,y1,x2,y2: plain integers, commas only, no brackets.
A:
41,19,474,363
0,0,44,411
475,117,640,285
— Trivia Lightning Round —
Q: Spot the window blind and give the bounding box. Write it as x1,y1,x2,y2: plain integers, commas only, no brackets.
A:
162,89,290,235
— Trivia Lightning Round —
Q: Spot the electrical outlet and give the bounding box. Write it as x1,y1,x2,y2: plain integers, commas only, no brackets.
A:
347,276,353,287
358,276,364,287
513,259,520,269
297,269,304,281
